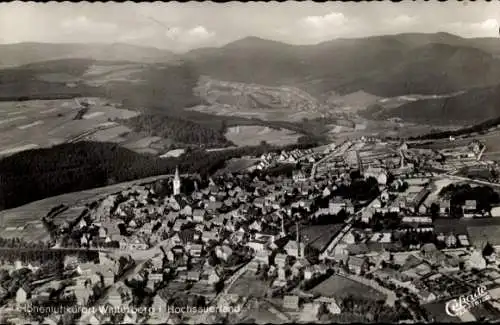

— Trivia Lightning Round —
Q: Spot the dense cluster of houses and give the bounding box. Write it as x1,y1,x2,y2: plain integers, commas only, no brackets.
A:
3,137,500,323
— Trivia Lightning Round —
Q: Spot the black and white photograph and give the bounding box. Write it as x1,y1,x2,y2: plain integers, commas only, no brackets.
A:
0,1,500,324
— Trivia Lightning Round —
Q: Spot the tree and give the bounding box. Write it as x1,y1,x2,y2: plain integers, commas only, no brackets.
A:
214,279,224,293
430,203,440,219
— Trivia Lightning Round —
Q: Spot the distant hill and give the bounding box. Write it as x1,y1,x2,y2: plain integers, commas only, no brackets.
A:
185,33,500,98
1,32,500,124
363,84,500,125
0,42,177,68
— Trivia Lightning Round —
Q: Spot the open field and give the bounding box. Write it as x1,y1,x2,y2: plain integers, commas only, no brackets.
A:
228,271,269,298
82,63,146,86
0,173,175,241
188,104,326,122
123,136,162,150
422,302,461,323
231,299,286,324
221,158,260,173
297,224,344,252
225,126,300,147
0,98,167,157
160,149,186,158
309,274,386,301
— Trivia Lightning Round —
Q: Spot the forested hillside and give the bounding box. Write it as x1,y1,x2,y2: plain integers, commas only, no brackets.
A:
0,141,317,210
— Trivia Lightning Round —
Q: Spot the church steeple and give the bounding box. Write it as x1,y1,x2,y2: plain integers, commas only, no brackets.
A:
173,167,181,196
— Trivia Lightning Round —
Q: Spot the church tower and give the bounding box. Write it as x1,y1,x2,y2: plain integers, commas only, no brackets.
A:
296,222,301,258
173,167,181,196
280,214,286,237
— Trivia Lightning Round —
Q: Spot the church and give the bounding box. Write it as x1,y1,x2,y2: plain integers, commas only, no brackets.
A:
173,167,181,196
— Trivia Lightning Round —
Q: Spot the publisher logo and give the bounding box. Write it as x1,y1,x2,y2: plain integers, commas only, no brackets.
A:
445,286,491,317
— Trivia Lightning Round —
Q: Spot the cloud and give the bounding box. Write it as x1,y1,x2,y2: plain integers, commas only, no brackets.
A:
300,12,347,29
117,26,157,43
165,25,215,46
387,15,418,26
60,16,118,35
470,18,498,31
441,18,498,37
297,12,350,42
117,25,216,51
187,26,215,40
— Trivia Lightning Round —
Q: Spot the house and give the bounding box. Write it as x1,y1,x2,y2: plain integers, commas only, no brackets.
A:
483,242,496,264
299,302,324,322
304,265,327,280
187,271,201,282
463,200,478,218
292,258,310,272
440,200,451,215
99,269,115,287
342,231,356,245
69,285,91,306
347,256,368,275
202,231,219,243
188,244,204,258
180,205,193,216
206,201,223,212
215,245,233,262
123,312,138,324
151,293,168,314
401,261,433,279
466,250,486,270
106,288,123,308
274,253,289,268
247,260,260,274
64,255,80,270
284,240,305,258
200,269,221,285
193,209,205,223
172,219,186,232
247,238,269,252
249,220,263,232
150,256,164,271
304,266,316,280
283,295,300,310
329,199,351,215
277,267,288,281
16,287,28,305
419,291,437,303
43,315,61,325
255,250,271,266
315,297,341,315
98,227,107,239
371,198,383,209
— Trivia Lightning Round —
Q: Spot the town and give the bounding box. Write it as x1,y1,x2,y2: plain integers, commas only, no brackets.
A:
2,136,500,324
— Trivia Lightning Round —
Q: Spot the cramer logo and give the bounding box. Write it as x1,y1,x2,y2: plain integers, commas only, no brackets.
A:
445,286,491,317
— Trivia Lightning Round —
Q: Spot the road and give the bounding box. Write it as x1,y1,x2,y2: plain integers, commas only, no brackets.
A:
192,261,251,324
319,216,354,261
310,141,351,180
444,174,500,189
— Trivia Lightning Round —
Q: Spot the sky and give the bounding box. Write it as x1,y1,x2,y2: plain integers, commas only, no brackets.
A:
0,1,499,52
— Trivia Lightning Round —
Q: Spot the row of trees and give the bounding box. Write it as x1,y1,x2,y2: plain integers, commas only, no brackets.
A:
439,183,500,214
409,115,500,141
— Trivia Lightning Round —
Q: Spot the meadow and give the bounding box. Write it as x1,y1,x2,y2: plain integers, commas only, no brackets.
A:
309,274,386,301
225,126,301,147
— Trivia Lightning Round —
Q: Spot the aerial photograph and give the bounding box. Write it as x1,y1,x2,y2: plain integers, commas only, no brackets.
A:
0,1,500,324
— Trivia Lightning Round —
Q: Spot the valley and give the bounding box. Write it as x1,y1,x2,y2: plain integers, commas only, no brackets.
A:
0,32,499,212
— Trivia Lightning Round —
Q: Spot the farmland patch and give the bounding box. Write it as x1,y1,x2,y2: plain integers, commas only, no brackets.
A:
225,126,300,147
